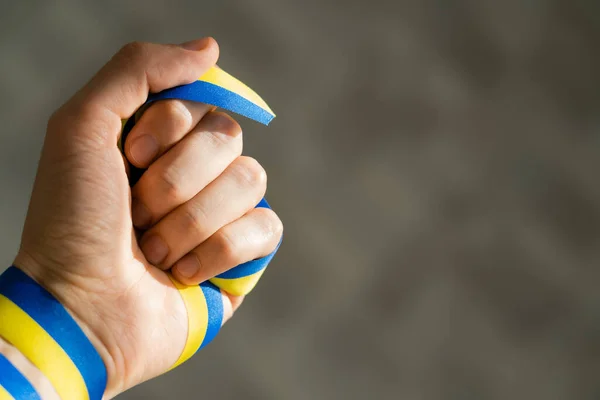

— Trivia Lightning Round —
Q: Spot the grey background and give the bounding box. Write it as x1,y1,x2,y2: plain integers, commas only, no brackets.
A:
1,0,599,399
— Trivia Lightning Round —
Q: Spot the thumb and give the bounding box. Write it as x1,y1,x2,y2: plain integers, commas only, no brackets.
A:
84,38,219,117
54,38,219,147
19,39,219,266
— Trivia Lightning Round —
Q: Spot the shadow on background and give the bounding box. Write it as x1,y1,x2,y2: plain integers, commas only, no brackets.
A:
0,0,599,399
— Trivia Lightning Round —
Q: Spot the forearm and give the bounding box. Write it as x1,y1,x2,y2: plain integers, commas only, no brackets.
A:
0,336,60,400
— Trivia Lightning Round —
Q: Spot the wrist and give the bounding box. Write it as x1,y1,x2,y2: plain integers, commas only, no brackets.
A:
0,262,114,399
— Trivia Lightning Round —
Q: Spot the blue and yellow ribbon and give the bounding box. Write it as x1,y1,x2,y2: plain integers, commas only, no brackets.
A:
0,267,106,400
149,66,275,126
167,275,224,369
0,353,41,400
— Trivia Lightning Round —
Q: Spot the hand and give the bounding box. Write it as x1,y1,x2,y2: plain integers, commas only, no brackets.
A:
13,38,283,397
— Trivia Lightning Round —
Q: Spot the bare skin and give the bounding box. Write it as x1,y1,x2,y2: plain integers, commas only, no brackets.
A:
11,38,282,398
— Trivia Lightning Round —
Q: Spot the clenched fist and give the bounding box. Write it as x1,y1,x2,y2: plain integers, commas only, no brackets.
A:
13,38,283,397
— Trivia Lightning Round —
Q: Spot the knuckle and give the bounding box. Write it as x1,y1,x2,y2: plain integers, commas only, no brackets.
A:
256,208,284,238
160,100,193,133
209,112,242,137
231,157,267,188
212,230,240,265
204,113,243,154
180,204,208,237
48,103,114,146
147,60,170,85
271,213,284,238
118,41,148,61
157,167,184,200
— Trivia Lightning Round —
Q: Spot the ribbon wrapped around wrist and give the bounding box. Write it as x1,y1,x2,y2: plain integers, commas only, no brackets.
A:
0,266,107,400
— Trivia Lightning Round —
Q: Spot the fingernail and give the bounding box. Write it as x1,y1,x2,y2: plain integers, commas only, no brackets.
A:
180,37,212,51
175,254,199,278
141,234,169,265
131,199,152,228
130,135,159,166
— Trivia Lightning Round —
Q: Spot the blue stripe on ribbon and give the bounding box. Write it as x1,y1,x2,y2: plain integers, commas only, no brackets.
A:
0,267,107,400
215,242,280,279
0,353,41,400
198,281,224,350
148,81,274,125
255,197,270,209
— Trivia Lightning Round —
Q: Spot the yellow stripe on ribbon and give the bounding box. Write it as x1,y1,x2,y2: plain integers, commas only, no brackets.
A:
199,67,275,117
0,295,88,400
0,385,14,400
167,274,208,370
209,269,266,297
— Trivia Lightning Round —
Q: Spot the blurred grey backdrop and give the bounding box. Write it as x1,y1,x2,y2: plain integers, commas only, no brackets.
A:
1,0,599,399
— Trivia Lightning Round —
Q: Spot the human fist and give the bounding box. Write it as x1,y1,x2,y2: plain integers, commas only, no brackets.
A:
13,38,282,397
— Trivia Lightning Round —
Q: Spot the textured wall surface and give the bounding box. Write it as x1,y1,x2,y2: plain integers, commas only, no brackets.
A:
0,0,599,399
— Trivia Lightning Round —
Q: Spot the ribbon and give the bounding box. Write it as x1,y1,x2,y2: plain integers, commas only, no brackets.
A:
0,353,41,400
0,267,107,400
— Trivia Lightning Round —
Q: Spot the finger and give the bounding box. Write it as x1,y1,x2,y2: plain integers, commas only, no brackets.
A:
131,112,243,229
222,292,245,324
172,207,283,285
64,38,219,144
124,100,215,168
139,156,267,268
